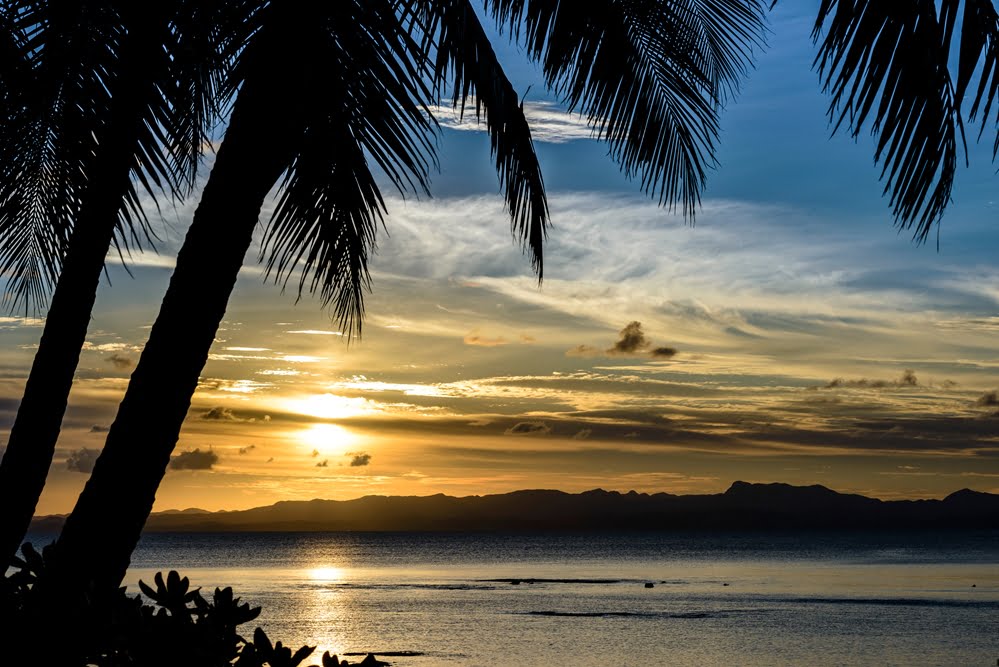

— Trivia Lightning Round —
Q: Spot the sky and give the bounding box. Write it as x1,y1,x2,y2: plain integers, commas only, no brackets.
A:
5,3,999,514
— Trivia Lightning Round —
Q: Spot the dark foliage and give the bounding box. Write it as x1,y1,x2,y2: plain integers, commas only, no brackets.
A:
814,0,999,240
0,542,359,667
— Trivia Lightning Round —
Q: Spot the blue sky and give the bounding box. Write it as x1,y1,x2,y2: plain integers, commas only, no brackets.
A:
3,2,999,513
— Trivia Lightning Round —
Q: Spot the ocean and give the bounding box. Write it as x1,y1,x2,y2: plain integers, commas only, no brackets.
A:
30,530,999,665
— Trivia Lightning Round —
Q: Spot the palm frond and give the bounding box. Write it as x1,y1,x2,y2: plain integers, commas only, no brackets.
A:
485,0,767,216
954,1,999,158
418,0,549,278
258,0,436,337
0,1,113,312
814,0,999,241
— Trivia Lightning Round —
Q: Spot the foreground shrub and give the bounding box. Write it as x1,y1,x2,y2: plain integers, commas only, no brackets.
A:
1,542,361,666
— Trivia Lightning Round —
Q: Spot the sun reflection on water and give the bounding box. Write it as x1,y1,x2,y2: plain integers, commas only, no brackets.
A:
308,566,345,582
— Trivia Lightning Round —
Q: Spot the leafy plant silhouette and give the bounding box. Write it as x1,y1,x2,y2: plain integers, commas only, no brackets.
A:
0,542,367,666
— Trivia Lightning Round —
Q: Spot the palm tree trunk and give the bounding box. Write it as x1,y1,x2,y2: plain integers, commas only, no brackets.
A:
0,22,168,569
0,195,119,569
50,67,307,595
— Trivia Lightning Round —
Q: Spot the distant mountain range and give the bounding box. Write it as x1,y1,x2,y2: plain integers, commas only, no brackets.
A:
30,482,999,533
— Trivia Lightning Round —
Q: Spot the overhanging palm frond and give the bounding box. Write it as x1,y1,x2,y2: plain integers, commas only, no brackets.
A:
259,0,436,336
418,0,549,278
108,0,254,260
814,0,999,241
162,0,263,192
486,0,767,216
0,0,249,309
0,1,113,312
958,0,999,158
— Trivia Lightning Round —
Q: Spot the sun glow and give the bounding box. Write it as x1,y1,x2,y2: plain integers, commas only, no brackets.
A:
298,423,357,456
307,566,345,582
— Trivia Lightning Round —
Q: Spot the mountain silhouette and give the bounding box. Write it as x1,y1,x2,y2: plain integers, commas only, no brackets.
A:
29,482,999,533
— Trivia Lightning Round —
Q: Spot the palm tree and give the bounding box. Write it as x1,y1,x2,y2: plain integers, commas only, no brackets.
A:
0,0,248,569
812,0,999,239
47,0,768,597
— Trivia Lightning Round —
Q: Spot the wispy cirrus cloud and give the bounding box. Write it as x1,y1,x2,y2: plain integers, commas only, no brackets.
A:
429,100,596,144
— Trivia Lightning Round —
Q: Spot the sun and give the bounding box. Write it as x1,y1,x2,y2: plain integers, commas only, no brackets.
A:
298,423,357,457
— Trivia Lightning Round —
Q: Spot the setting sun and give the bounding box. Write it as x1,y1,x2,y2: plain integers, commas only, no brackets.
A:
298,423,358,457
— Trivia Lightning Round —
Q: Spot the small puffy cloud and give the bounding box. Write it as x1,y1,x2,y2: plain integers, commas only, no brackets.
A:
505,421,552,436
608,321,650,356
569,323,675,359
316,459,328,468
464,330,507,347
201,407,240,421
67,448,101,473
976,391,999,407
238,445,256,455
170,448,218,471
311,449,320,458
90,424,109,433
349,452,372,467
572,428,592,440
107,353,134,369
819,370,921,390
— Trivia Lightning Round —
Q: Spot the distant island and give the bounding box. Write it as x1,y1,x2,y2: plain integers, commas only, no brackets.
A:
31,482,999,533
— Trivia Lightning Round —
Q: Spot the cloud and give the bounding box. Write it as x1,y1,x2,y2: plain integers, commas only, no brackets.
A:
464,332,507,347
431,100,595,143
505,421,552,436
286,329,343,336
201,407,241,421
976,391,999,407
238,445,256,455
349,452,372,467
568,324,676,359
818,370,921,390
312,449,320,458
66,448,101,473
607,321,650,356
107,353,134,369
572,428,592,440
170,448,218,471
316,460,329,468
89,424,109,433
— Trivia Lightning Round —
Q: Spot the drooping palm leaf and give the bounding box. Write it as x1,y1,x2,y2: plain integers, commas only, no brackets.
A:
258,0,436,336
0,0,251,311
0,1,112,312
416,0,550,277
814,0,999,240
485,0,767,216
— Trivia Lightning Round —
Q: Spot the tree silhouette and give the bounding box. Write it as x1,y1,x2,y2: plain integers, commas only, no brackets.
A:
0,0,248,569
45,0,767,599
813,0,999,239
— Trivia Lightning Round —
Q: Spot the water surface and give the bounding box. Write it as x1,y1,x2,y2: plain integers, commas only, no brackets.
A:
36,531,999,665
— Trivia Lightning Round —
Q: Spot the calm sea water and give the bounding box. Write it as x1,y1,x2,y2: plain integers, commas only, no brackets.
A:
31,531,999,665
